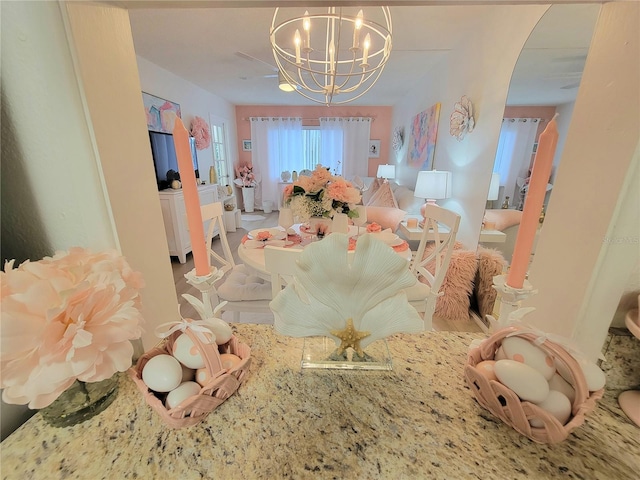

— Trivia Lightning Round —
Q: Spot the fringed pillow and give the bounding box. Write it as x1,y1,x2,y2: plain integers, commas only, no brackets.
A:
420,242,478,321
475,247,507,320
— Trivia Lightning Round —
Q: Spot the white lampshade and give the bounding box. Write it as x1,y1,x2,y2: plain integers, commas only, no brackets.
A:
488,173,500,201
377,164,396,179
414,170,452,204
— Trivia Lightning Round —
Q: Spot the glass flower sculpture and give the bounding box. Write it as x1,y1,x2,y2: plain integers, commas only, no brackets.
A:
271,233,424,359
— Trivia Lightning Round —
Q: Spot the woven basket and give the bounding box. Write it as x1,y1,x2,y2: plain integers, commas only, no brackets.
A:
129,327,251,429
465,326,603,444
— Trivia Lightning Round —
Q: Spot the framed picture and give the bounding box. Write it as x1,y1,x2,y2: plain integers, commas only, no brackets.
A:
369,140,381,158
142,92,181,133
242,140,252,151
407,103,441,169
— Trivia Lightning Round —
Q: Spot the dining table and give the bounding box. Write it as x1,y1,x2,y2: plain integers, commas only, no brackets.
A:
238,224,413,278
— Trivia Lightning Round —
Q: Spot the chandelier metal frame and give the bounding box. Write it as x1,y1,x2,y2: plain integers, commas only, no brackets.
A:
270,7,392,106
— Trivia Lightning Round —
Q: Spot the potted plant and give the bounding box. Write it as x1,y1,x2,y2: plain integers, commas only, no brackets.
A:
234,164,258,213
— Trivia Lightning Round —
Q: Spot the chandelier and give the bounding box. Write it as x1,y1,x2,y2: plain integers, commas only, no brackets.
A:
270,7,392,106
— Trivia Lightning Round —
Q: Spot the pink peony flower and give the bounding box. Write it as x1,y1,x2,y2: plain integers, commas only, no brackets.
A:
256,231,272,241
0,248,145,409
326,179,362,204
282,184,294,200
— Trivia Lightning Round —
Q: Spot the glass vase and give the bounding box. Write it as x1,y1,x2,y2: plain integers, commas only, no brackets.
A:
39,376,119,427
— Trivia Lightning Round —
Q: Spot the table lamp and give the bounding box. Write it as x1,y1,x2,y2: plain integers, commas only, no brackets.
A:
487,172,500,208
377,164,396,182
414,170,452,219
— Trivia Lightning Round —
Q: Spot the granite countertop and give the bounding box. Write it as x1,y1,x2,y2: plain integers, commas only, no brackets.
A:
2,324,638,479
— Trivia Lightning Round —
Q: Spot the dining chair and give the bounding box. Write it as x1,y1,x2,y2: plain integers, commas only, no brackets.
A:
402,204,461,331
263,245,303,300
200,202,272,322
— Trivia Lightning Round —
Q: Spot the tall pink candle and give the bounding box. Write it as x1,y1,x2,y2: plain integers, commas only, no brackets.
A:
173,118,209,276
507,115,559,289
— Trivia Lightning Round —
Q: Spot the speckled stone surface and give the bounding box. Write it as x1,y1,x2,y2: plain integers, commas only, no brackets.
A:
2,325,639,480
601,328,640,390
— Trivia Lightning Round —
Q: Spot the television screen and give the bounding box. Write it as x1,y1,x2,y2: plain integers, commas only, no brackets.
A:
149,131,199,190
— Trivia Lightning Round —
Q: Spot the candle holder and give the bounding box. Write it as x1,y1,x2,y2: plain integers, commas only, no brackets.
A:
183,266,225,320
489,274,538,332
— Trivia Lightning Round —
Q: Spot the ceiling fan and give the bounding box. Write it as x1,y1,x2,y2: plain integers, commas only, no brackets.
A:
235,51,278,80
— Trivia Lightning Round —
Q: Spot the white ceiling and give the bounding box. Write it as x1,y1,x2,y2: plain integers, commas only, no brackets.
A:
126,3,600,107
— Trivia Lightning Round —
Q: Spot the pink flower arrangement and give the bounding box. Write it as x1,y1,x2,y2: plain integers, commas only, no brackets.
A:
283,165,362,222
190,116,211,150
256,231,272,241
234,164,257,188
366,222,382,233
0,248,145,409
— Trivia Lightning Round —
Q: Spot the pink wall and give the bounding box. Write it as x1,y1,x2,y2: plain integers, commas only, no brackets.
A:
235,105,392,177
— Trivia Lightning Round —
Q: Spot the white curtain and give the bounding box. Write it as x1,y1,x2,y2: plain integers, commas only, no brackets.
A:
319,117,371,178
250,117,302,210
493,118,540,207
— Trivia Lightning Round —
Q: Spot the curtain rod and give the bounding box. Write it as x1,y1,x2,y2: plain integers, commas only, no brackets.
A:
242,116,376,122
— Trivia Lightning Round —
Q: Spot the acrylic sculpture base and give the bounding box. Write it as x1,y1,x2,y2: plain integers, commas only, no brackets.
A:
301,337,393,371
39,376,119,427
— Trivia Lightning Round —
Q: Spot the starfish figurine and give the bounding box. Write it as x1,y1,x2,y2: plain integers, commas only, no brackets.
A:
330,318,371,357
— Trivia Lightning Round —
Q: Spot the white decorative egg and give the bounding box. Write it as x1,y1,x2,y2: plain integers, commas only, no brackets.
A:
173,333,208,369
475,360,498,382
494,359,549,403
580,360,606,391
142,354,183,392
530,390,572,428
165,381,201,410
555,357,606,392
203,317,233,345
548,372,576,403
501,337,555,380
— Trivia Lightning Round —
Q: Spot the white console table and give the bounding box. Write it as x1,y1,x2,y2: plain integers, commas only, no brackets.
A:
159,185,220,264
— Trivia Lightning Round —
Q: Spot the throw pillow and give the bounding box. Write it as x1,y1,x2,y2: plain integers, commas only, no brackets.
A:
484,209,522,232
365,206,407,231
420,242,478,321
474,247,507,320
394,186,423,215
362,177,383,205
366,181,398,208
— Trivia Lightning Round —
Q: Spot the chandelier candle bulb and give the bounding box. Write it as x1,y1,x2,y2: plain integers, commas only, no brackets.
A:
507,114,559,289
303,11,311,50
362,33,371,66
353,10,363,49
294,29,301,64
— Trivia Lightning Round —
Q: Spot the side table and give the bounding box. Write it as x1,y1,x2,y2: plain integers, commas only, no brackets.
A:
223,208,242,232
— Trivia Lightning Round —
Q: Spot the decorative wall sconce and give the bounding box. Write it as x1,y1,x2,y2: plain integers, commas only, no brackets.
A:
392,126,404,152
450,95,475,141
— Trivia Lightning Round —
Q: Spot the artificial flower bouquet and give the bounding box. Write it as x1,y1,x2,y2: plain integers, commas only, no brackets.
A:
282,165,362,222
233,164,257,188
0,247,145,409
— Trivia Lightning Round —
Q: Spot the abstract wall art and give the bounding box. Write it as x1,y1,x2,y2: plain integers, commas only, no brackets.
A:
142,92,181,133
407,103,441,169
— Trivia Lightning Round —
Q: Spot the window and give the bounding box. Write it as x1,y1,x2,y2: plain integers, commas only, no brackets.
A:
209,115,230,186
301,127,322,172
303,126,344,175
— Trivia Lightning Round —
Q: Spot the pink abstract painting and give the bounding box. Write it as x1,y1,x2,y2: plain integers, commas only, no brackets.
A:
407,103,441,169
